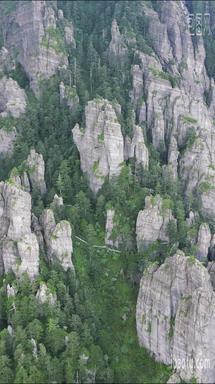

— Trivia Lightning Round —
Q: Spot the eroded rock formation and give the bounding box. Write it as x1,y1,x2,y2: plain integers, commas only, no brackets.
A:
59,81,79,111
128,1,215,222
136,195,175,251
0,150,73,279
0,128,16,158
26,149,47,194
0,76,26,118
4,0,69,94
0,180,39,280
136,251,215,383
40,208,74,271
72,98,149,194
105,209,120,248
196,223,211,262
124,125,149,169
107,19,127,63
36,282,57,305
72,99,124,194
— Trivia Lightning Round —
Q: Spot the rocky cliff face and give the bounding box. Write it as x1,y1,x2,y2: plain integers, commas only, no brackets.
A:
3,0,69,94
40,208,74,271
0,75,27,158
105,209,120,248
10,149,47,195
36,282,57,305
26,149,47,194
136,251,215,383
128,1,215,222
72,99,124,194
0,127,16,158
0,180,39,280
124,125,149,169
196,223,212,262
59,81,79,111
0,46,15,74
72,98,149,194
136,195,175,251
107,19,127,64
0,149,74,279
0,76,26,117
129,4,215,377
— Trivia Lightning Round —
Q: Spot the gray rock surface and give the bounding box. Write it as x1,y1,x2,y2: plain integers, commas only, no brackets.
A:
127,1,215,221
0,180,39,279
16,233,39,279
72,99,124,194
36,282,57,305
167,373,181,384
4,0,68,94
0,76,26,118
0,47,15,73
59,81,79,111
6,284,16,297
58,9,64,20
196,223,211,262
107,19,127,63
52,194,64,209
124,125,149,169
168,136,179,180
136,195,175,251
0,128,16,158
64,23,76,47
208,262,215,289
40,208,74,271
105,209,120,248
26,149,47,194
31,213,45,253
136,251,215,383
186,211,197,227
